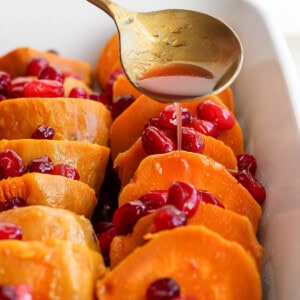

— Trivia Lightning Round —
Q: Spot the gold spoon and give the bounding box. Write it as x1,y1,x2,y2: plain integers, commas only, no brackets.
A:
87,0,243,102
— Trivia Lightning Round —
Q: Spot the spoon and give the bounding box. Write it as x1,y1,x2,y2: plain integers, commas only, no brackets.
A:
87,0,243,102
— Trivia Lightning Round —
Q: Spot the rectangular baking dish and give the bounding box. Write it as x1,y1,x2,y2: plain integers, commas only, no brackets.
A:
1,0,300,299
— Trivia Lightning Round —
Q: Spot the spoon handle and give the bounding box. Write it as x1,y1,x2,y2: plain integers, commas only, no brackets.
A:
87,0,128,20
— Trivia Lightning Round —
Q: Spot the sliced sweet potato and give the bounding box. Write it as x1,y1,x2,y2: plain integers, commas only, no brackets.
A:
0,205,99,251
114,134,237,187
0,139,109,192
97,226,262,300
0,239,106,299
112,74,142,102
0,98,112,146
110,202,262,268
0,47,93,86
110,94,243,160
118,151,261,231
0,173,97,218
217,87,235,112
97,32,121,89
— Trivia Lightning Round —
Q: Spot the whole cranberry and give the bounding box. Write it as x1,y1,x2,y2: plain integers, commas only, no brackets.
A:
0,71,11,94
38,66,64,83
0,149,25,179
26,56,49,77
23,79,64,98
68,86,89,99
0,222,22,240
52,164,80,180
138,190,169,213
146,277,180,300
26,156,53,174
31,125,55,140
111,94,135,119
237,153,257,175
181,127,204,154
2,197,27,211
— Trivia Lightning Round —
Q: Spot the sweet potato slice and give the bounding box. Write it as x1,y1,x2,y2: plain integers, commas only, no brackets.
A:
96,32,121,89
0,239,106,299
114,134,237,187
217,87,235,112
97,226,262,300
0,47,93,86
0,139,109,192
118,151,261,231
0,98,112,146
110,203,263,268
110,94,243,160
0,205,99,251
112,74,142,102
0,173,97,218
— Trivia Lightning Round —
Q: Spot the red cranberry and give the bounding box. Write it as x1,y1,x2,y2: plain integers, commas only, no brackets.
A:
89,93,111,109
104,68,124,100
197,100,235,131
0,222,22,240
23,79,64,98
112,200,146,235
15,284,33,300
0,94,6,101
68,86,89,99
138,190,169,213
5,77,33,98
142,126,176,155
197,190,224,208
2,197,27,211
190,118,218,138
52,164,80,180
31,125,55,140
26,56,49,77
149,205,187,233
235,170,266,205
26,156,53,174
0,285,17,300
93,221,114,234
237,153,257,175
146,277,180,300
0,71,11,94
144,117,160,129
167,181,199,218
157,105,191,130
111,94,135,119
0,149,25,179
181,127,204,154
38,66,64,83
97,226,119,264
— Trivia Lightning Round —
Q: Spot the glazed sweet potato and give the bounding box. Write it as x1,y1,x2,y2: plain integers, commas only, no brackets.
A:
110,202,263,268
0,98,112,146
0,173,97,218
114,134,237,187
118,151,261,231
0,205,99,251
0,239,106,299
0,47,93,86
96,226,262,300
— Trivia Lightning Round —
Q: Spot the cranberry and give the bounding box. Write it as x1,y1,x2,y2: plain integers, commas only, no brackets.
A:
146,277,180,300
157,105,191,130
15,284,33,300
138,190,169,213
142,126,176,155
0,222,22,240
93,221,114,234
52,164,80,180
23,79,64,98
0,149,25,179
26,56,49,77
2,197,27,211
149,205,187,233
89,93,111,108
190,118,218,138
237,153,257,175
111,94,135,119
0,71,11,94
112,200,146,235
0,285,17,300
5,77,33,98
26,155,53,174
68,86,89,99
168,182,199,218
197,190,224,208
38,66,64,83
235,170,266,205
197,100,235,131
31,125,55,140
181,127,204,154
97,226,119,264
104,68,124,100
144,117,160,129
0,94,6,101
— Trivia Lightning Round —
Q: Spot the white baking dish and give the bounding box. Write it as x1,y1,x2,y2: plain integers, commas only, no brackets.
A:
1,0,300,299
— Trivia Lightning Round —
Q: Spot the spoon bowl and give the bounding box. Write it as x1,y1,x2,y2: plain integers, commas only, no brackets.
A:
87,0,243,102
